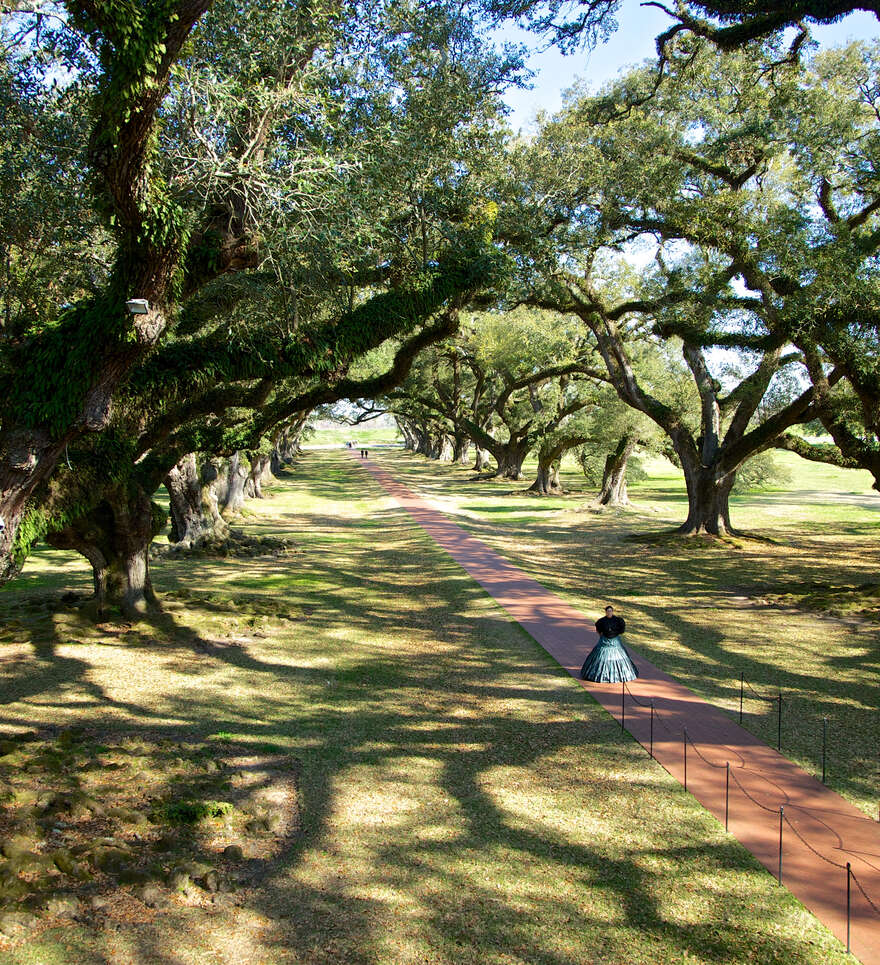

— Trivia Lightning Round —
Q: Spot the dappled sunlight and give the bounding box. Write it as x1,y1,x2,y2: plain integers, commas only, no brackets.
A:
369,449,878,815
0,450,861,962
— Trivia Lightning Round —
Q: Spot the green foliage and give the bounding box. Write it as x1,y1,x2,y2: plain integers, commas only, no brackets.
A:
160,799,234,824
733,451,792,492
3,294,136,434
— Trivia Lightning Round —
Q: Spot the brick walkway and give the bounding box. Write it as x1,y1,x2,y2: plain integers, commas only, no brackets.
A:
353,451,880,964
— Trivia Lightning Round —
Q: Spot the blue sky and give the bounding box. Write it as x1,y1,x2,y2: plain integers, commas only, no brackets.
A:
500,0,880,132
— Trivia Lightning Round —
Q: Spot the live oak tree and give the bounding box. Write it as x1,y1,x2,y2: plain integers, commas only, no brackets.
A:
0,0,516,603
574,382,664,506
485,0,878,58
387,308,604,482
39,257,492,617
505,39,878,534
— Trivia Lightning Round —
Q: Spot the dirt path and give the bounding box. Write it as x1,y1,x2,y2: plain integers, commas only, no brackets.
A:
354,451,880,964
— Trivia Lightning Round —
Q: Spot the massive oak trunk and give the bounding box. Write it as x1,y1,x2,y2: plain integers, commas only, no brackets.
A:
218,452,249,517
45,483,163,619
491,441,531,480
594,436,636,507
452,433,470,464
678,451,736,535
437,436,454,462
246,452,273,499
473,448,490,472
165,454,228,545
528,460,561,494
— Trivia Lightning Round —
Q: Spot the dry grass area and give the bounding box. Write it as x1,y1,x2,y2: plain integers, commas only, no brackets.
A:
0,450,867,963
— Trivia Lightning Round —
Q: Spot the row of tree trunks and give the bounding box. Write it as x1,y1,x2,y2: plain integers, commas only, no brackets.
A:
166,448,289,548
271,416,308,474
51,434,303,620
164,454,229,546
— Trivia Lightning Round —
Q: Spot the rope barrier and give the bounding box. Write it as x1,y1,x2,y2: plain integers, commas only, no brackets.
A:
607,673,880,939
611,673,879,945
852,869,880,919
622,682,653,708
684,730,728,769
728,766,779,813
651,700,676,733
781,812,848,870
743,678,777,702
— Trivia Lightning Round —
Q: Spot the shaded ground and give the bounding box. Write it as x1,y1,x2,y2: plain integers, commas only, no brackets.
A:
0,451,862,963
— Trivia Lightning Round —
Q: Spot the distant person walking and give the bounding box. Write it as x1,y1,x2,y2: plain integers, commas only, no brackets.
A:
580,605,638,683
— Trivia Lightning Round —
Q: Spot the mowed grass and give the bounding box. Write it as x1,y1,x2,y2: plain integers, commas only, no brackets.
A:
0,451,863,963
373,447,879,817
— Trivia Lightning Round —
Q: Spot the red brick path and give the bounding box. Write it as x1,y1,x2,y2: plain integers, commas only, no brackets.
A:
353,451,880,963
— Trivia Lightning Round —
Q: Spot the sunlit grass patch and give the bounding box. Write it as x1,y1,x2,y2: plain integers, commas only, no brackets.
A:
0,450,861,962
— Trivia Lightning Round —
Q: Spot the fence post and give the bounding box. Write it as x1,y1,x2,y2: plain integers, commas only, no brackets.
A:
621,681,625,732
846,862,851,954
821,717,827,785
739,672,744,724
777,693,782,751
725,762,730,832
683,728,688,792
649,701,654,760
778,806,784,884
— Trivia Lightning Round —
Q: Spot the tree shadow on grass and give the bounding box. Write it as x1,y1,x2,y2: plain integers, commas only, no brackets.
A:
0,451,860,963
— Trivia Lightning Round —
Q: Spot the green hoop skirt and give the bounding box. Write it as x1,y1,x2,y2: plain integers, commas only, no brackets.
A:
580,635,638,683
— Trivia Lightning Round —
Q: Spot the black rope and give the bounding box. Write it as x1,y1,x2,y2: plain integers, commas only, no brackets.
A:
651,701,676,733
781,812,847,870
728,767,779,813
851,869,880,919
743,678,777,702
622,682,653,708
684,730,728,769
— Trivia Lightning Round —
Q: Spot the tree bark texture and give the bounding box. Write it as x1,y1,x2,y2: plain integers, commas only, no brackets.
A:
528,461,561,494
678,450,736,535
165,454,229,545
595,436,636,506
218,452,249,517
45,483,163,619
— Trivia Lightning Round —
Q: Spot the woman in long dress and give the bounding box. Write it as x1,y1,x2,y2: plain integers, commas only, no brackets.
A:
580,605,638,683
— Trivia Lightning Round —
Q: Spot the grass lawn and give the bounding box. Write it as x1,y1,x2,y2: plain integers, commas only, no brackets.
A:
307,426,401,447
373,447,879,818
0,450,868,963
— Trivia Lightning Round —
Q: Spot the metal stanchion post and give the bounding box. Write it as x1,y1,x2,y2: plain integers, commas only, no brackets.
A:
683,728,688,792
725,762,730,832
649,701,654,760
778,806,784,884
739,672,744,724
777,693,782,751
822,717,827,785
846,862,851,954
